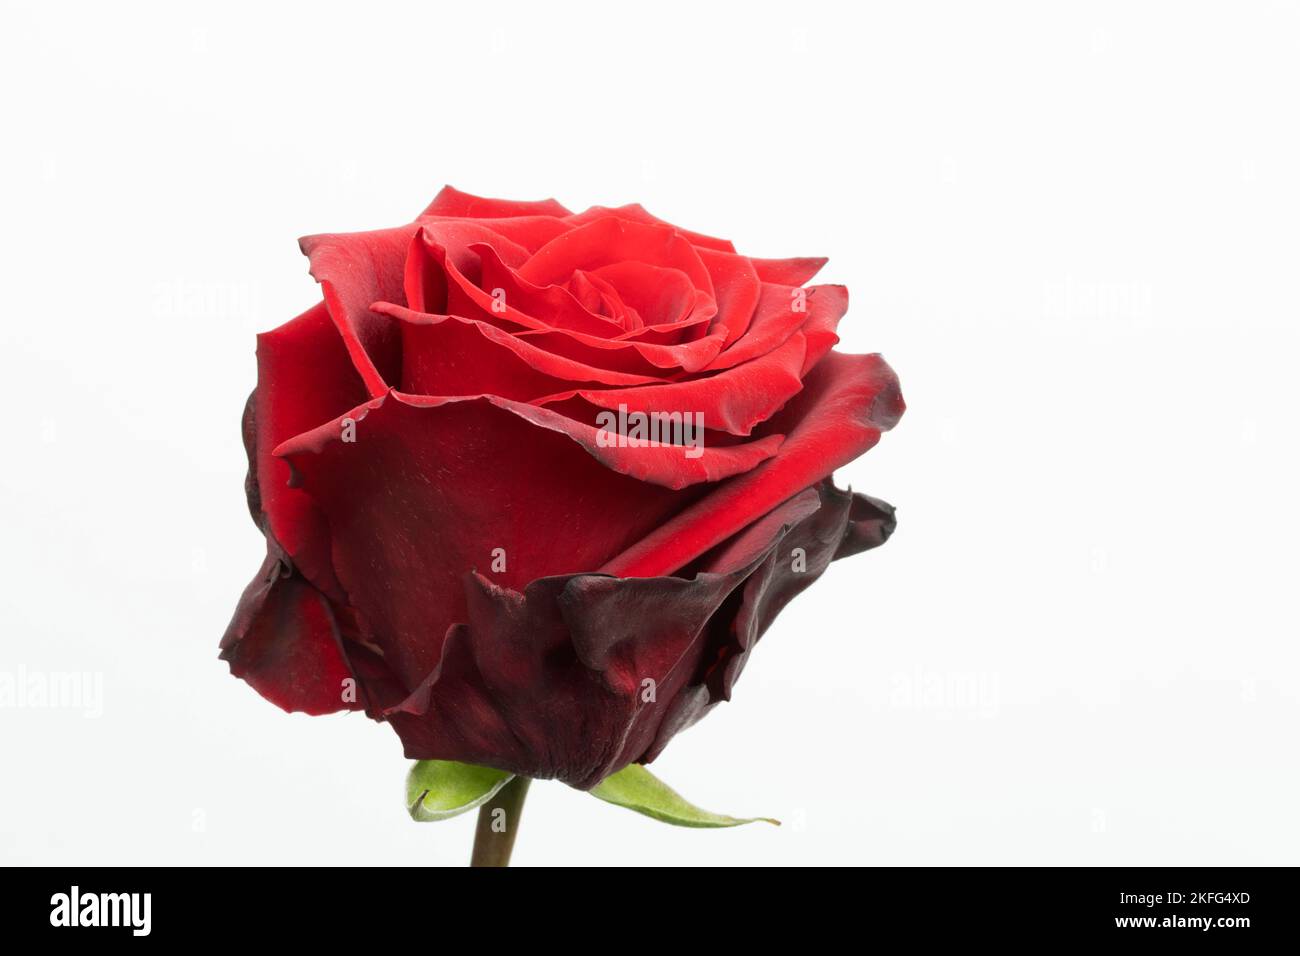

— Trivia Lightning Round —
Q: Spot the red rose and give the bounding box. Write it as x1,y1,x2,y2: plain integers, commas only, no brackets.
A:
222,186,904,789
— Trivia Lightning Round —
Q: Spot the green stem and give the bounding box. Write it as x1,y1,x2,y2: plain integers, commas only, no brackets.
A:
470,776,531,867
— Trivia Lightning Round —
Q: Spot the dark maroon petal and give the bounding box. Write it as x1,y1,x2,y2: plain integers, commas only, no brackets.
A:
640,481,895,760
835,493,898,559
220,547,363,717
384,479,894,788
386,560,757,788
274,392,779,688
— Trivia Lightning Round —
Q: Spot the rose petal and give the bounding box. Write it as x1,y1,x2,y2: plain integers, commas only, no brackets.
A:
421,214,572,254
589,262,698,328
408,231,626,338
471,241,628,336
384,478,892,788
300,227,412,397
519,217,715,295
250,301,369,600
376,304,666,387
387,559,756,788
751,255,828,285
420,185,572,219
698,248,761,346
706,284,847,372
640,481,895,758
601,351,905,577
573,332,809,436
564,203,736,253
567,270,639,330
274,392,782,686
220,548,363,716
514,324,726,375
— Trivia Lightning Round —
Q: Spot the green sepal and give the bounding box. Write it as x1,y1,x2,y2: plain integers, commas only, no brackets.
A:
406,759,514,822
590,764,779,828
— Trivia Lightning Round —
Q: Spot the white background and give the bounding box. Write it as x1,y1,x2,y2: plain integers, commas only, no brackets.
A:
2,1,1297,866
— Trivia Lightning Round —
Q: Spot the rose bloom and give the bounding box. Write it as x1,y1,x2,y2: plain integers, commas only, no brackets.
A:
222,187,904,789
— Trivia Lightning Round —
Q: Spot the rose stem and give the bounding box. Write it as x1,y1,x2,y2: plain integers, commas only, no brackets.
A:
469,776,531,867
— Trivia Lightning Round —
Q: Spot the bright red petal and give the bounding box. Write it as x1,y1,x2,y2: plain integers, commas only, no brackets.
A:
420,185,572,219
601,351,904,577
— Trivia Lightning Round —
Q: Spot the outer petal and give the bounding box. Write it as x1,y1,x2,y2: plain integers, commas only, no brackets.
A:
601,351,905,577
751,256,828,285
300,226,414,397
251,302,369,600
420,185,573,219
422,214,572,255
563,203,736,252
274,392,780,687
386,566,751,788
220,547,363,716
640,481,897,761
384,479,894,787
